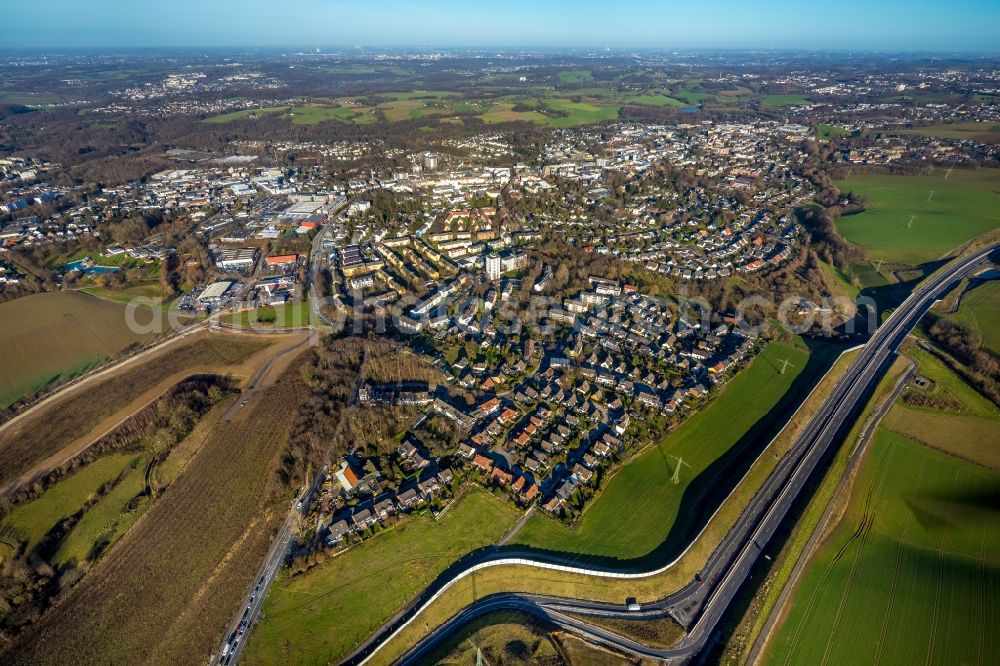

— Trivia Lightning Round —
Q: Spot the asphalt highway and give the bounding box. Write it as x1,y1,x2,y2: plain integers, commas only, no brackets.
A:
356,243,998,666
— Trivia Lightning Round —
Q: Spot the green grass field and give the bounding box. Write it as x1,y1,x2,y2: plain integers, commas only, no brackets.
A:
816,124,849,140
951,280,1000,355
882,347,1000,469
673,88,711,104
763,94,811,106
79,283,166,304
765,346,1000,666
290,104,375,125
241,489,519,665
0,291,157,409
1,453,140,550
894,121,1000,143
204,104,375,125
559,70,595,84
481,97,621,128
221,301,312,328
764,430,1000,666
834,169,1000,265
202,106,290,123
52,453,150,566
512,340,815,562
622,94,685,106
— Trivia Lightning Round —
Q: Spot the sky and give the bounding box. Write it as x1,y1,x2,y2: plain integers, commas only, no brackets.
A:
4,0,1000,52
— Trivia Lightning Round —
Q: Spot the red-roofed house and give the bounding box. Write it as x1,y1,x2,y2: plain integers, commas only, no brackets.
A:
490,467,513,485
471,454,493,472
479,397,500,415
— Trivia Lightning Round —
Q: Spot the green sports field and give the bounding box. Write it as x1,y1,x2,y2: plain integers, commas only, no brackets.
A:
512,340,821,563
816,124,849,140
241,489,519,665
763,94,811,106
834,169,1000,265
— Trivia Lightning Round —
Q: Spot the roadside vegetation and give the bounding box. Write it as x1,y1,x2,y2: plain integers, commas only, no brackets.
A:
718,352,910,665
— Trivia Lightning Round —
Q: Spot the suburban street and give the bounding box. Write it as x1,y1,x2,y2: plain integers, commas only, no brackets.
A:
339,243,998,666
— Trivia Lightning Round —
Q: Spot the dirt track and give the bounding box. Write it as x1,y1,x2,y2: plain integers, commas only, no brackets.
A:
0,329,311,497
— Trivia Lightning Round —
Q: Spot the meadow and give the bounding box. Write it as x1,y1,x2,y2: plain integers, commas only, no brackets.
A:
951,280,1000,355
512,339,818,563
883,347,1000,469
202,105,290,123
0,291,157,410
241,489,519,666
834,168,1000,265
221,301,312,329
763,350,1000,666
1,452,140,551
894,121,1000,143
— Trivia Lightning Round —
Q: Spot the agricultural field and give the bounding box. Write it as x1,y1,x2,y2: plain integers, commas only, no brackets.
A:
2,356,310,666
893,121,1000,143
763,351,1000,666
834,168,1000,265
0,291,158,410
203,85,693,129
0,333,274,492
559,69,596,84
763,431,1000,666
950,280,1000,355
289,103,376,125
241,488,519,665
512,339,819,563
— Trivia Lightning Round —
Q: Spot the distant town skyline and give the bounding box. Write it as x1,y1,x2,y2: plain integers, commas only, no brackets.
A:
5,0,1000,53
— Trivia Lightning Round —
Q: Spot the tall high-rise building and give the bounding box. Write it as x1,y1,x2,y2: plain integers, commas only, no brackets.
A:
484,252,502,281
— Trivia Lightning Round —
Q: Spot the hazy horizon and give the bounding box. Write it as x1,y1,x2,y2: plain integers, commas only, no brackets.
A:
5,0,1000,53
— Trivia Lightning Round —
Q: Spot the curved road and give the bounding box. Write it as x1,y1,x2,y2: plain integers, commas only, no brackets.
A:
339,244,997,666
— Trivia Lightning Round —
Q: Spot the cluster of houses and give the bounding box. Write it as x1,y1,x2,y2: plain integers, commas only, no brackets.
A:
323,461,455,546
